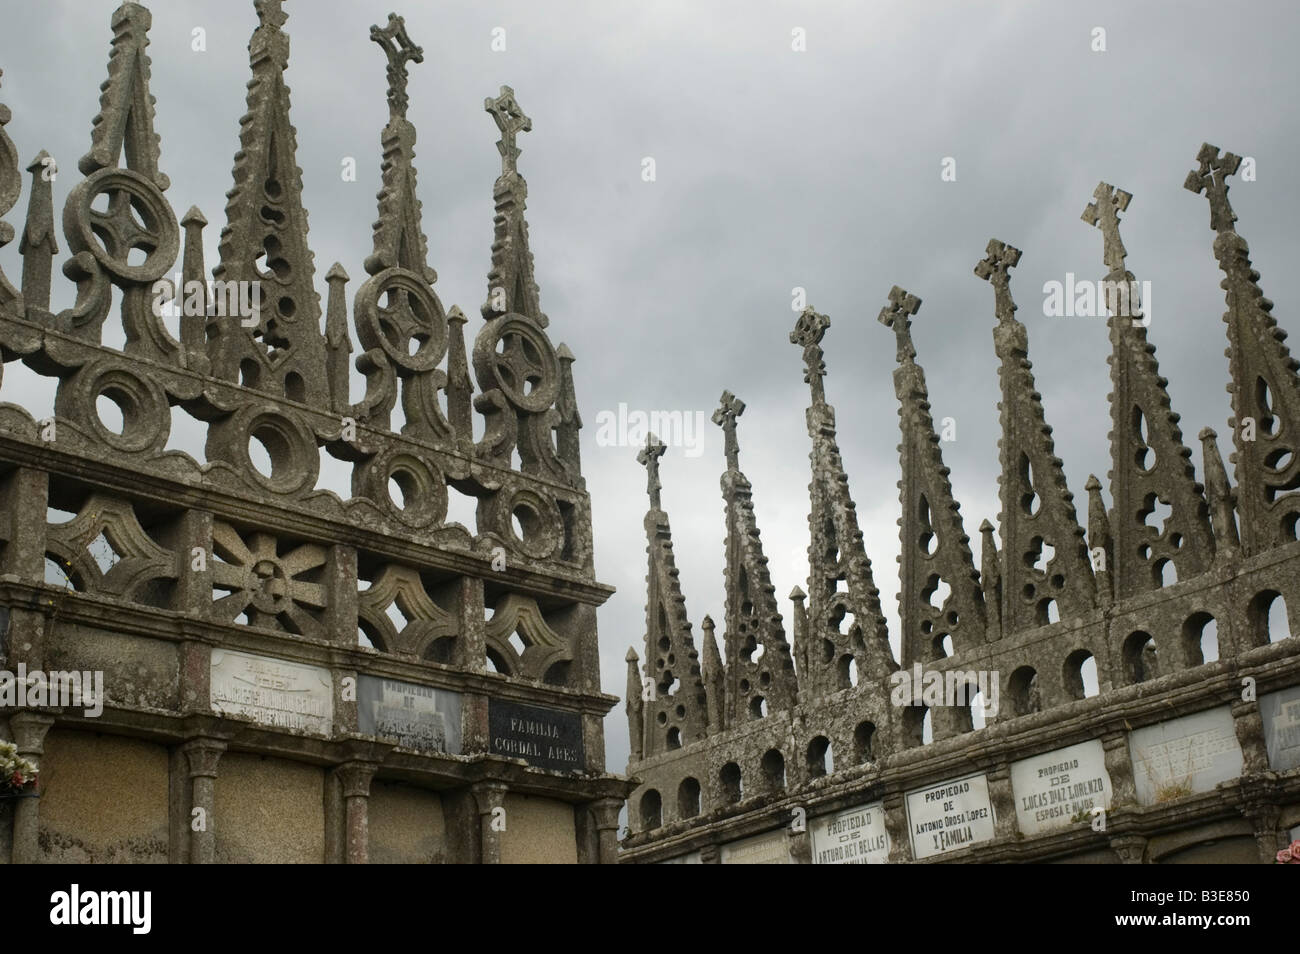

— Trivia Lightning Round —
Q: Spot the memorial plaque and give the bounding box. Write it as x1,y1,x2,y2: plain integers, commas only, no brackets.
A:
357,675,461,754
720,829,791,864
1011,739,1111,836
488,698,584,771
906,773,995,860
811,802,890,864
1129,706,1243,806
1261,686,1300,772
210,648,333,736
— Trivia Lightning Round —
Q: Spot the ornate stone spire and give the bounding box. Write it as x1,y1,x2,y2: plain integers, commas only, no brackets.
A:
714,391,797,724
1083,182,1214,596
471,85,572,484
350,12,454,445
1187,143,1300,552
879,286,986,672
790,306,895,701
481,85,543,325
56,2,181,362
976,239,1095,632
210,0,328,403
637,434,709,754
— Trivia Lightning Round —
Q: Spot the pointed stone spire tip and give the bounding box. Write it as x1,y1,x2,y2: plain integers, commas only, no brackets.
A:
180,205,207,227
789,586,806,601
325,262,349,282
625,646,639,662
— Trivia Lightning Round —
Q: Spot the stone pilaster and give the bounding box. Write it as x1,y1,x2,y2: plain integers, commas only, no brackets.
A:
585,797,622,864
7,711,53,864
181,737,225,864
1102,731,1136,807
883,792,911,863
1231,699,1270,774
334,761,378,864
471,781,508,864
986,765,1017,840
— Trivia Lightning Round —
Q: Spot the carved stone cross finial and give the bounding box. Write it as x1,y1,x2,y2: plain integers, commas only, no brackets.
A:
877,285,921,364
637,433,667,510
370,13,424,121
1184,142,1241,234
255,0,287,31
790,306,830,405
712,390,746,472
485,85,531,177
974,238,1021,324
1081,181,1132,275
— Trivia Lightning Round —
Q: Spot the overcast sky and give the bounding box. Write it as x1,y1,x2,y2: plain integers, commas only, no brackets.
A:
2,0,1298,780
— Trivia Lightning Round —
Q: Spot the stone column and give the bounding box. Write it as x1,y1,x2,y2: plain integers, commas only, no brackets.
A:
335,762,377,864
1248,803,1283,863
181,738,225,864
583,797,622,864
471,782,508,864
8,712,54,864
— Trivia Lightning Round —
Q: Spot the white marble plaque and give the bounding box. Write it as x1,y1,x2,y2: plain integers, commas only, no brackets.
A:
1011,739,1111,836
720,829,791,864
811,802,890,864
1129,706,1243,806
357,675,461,754
906,774,995,860
1261,686,1300,772
210,648,333,736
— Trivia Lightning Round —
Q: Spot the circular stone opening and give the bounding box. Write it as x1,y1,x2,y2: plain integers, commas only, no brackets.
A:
388,467,421,511
247,422,294,482
511,502,541,544
96,390,128,435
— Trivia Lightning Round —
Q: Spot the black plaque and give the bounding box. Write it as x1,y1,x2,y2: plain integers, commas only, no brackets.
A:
489,699,585,772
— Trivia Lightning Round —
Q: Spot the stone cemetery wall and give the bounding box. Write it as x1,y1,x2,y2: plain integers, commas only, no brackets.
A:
622,149,1300,864
0,2,632,864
